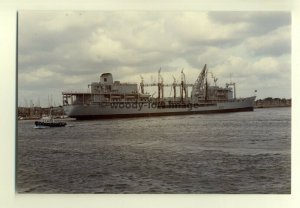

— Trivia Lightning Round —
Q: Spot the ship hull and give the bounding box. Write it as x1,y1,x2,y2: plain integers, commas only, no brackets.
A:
63,96,255,120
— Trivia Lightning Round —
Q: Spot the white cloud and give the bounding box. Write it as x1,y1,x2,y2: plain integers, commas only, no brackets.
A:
252,57,280,74
20,67,60,83
167,12,249,44
63,75,91,85
18,11,291,106
89,31,126,62
245,26,290,56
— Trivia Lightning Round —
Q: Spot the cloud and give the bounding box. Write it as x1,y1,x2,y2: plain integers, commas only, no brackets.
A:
166,12,250,47
17,11,291,106
209,12,290,35
18,66,63,94
245,26,291,56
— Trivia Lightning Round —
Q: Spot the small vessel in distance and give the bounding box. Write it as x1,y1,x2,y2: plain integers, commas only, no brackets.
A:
62,64,256,119
34,114,67,128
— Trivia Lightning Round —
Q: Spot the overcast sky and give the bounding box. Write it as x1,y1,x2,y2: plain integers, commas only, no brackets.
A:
18,11,291,107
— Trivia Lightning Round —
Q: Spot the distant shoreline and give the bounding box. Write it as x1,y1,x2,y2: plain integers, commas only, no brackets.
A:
255,105,291,109
17,97,291,120
255,97,291,109
18,106,290,120
18,117,76,121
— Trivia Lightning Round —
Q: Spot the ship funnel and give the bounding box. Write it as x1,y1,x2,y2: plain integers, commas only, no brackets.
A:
100,73,113,85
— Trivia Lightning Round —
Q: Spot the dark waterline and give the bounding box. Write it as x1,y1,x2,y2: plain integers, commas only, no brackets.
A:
16,107,291,193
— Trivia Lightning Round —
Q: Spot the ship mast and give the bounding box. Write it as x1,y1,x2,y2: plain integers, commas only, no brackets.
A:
172,75,177,100
205,72,208,101
140,75,144,94
180,69,188,102
157,68,164,102
141,69,193,102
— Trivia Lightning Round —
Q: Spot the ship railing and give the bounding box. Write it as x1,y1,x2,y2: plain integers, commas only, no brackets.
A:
62,91,90,95
118,82,137,85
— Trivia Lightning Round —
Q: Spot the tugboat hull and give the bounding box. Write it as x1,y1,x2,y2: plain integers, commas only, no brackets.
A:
34,121,67,127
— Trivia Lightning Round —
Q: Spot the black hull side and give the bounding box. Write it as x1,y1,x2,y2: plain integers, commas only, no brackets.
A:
72,107,254,120
35,121,67,127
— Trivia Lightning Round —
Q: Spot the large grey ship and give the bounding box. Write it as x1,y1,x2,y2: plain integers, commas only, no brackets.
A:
62,64,255,119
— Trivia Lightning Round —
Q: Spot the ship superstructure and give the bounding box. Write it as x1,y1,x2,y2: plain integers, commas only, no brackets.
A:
62,65,255,119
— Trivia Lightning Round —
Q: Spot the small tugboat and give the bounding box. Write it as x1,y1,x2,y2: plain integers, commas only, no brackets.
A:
34,110,67,128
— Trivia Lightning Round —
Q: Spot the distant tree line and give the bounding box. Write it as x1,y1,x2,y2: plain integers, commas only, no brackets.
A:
18,106,64,119
255,97,291,108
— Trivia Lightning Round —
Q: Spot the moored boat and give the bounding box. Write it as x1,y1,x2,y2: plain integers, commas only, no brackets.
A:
34,115,66,128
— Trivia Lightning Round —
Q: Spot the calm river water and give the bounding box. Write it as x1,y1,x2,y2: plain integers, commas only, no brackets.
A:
16,107,291,193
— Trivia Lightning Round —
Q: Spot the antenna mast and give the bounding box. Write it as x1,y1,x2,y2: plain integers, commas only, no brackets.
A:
140,75,144,94
157,68,164,101
172,75,177,100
